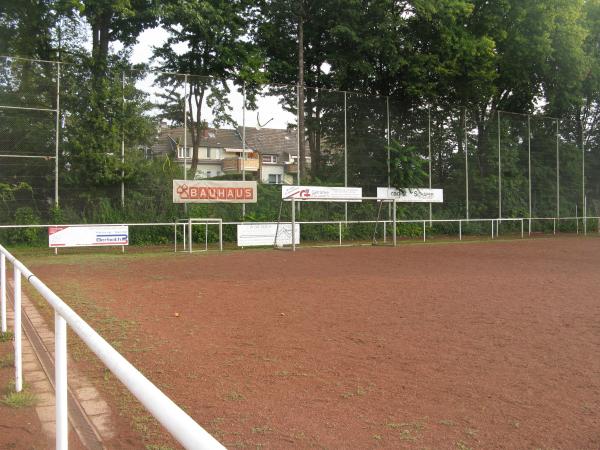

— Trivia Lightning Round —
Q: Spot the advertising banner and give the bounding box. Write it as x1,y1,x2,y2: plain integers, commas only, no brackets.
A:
237,223,300,247
173,180,257,203
49,226,129,248
377,187,444,203
281,186,363,202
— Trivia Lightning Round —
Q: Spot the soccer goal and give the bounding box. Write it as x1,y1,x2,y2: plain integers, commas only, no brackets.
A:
274,195,398,251
174,218,223,253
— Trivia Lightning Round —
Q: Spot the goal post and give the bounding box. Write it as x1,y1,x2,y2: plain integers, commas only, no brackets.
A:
275,196,398,251
174,218,223,253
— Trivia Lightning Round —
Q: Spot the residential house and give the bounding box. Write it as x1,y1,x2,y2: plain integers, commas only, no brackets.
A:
151,124,309,184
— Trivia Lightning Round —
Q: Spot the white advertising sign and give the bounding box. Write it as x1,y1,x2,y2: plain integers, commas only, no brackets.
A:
173,180,257,203
237,223,300,247
49,226,129,248
377,187,444,203
281,185,363,202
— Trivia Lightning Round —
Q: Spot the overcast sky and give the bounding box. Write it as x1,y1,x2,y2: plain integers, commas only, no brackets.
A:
111,27,295,130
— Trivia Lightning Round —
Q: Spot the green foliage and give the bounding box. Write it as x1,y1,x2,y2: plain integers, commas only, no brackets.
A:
388,141,428,191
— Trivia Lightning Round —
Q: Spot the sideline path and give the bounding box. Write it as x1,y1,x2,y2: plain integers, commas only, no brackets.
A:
6,280,115,448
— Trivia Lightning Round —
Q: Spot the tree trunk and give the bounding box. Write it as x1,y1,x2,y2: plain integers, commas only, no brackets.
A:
188,84,206,177
297,14,305,181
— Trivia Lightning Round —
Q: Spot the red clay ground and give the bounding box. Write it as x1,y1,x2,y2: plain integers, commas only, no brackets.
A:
22,237,600,449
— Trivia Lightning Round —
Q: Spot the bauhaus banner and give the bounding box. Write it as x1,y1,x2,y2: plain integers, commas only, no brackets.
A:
173,180,258,203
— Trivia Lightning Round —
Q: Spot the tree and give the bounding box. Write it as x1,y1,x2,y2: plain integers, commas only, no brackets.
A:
153,0,264,177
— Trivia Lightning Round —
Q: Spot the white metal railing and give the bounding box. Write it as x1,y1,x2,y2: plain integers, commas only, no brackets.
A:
0,244,225,450
0,215,598,253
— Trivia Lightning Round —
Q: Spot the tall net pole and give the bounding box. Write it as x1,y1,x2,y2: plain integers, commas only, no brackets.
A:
121,71,125,209
556,119,560,220
464,108,469,219
528,114,532,234
242,82,246,218
498,110,502,219
386,96,390,220
428,105,432,224
344,91,348,223
183,74,188,214
54,62,61,207
582,119,586,234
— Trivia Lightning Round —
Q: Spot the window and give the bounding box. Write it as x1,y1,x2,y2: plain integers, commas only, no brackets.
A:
206,170,212,178
268,174,282,184
262,155,278,164
178,147,191,159
206,148,211,158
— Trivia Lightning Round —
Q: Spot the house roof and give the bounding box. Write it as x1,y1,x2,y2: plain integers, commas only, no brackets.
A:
152,127,244,154
152,126,308,158
239,127,304,157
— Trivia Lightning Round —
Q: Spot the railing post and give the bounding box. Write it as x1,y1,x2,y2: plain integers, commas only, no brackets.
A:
338,221,342,246
55,312,68,450
291,198,296,252
553,218,556,235
1,253,6,333
521,219,524,239
392,200,397,247
219,221,223,251
13,266,22,392
188,218,192,254
423,221,426,242
459,220,462,241
491,220,494,239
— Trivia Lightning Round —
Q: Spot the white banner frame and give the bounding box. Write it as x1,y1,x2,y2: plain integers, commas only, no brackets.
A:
173,180,257,203
237,223,300,247
49,226,129,248
281,186,363,202
377,187,443,203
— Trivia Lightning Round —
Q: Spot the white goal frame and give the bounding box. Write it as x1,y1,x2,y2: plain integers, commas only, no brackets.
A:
276,197,398,251
174,218,223,253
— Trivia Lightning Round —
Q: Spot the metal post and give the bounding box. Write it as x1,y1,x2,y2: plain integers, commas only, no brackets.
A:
121,71,125,208
14,266,22,392
54,62,60,207
464,108,469,219
491,220,494,239
338,222,342,246
242,82,246,218
386,96,391,221
205,223,208,251
0,254,5,333
296,84,301,188
498,110,502,219
556,119,560,219
521,219,524,239
182,222,187,251
584,196,587,236
582,122,586,236
55,312,68,450
392,200,397,247
576,204,579,235
188,218,192,254
553,218,556,235
291,198,296,252
528,114,532,235
423,221,426,242
428,106,432,225
344,91,348,223
219,222,223,251
459,220,462,241
174,224,177,252
183,75,188,214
